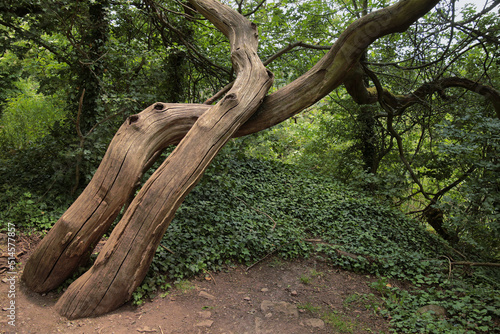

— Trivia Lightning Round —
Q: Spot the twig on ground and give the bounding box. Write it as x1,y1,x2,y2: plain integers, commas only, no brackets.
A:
160,244,175,254
203,269,216,285
246,242,292,271
246,248,279,271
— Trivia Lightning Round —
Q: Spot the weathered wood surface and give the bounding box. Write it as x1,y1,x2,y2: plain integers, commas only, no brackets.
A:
21,103,205,292
53,0,273,318
21,0,441,319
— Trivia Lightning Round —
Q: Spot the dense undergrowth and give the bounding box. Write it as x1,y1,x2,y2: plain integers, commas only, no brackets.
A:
132,151,499,333
1,150,498,333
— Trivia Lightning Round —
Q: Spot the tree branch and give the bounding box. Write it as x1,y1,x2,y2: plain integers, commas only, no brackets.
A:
344,62,500,118
53,0,274,319
204,41,331,104
244,0,266,17
146,0,232,77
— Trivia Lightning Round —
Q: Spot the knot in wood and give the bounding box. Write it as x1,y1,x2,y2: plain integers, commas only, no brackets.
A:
128,115,139,125
61,232,73,245
154,103,164,110
224,93,237,101
221,93,238,107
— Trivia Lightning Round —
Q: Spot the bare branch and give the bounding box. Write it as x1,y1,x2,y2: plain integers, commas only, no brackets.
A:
451,262,500,267
344,61,500,118
244,0,266,16
204,41,331,104
146,0,232,77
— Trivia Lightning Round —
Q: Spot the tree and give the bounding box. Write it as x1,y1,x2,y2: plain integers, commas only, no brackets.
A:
17,0,499,319
340,0,500,243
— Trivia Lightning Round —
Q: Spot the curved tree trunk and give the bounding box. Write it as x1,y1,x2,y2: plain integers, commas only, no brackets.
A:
53,0,274,319
21,103,207,293
22,0,441,319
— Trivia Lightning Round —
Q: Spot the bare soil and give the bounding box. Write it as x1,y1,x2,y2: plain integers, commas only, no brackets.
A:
1,235,391,334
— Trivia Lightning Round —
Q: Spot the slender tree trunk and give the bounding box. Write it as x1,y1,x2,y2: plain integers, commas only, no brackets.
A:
358,104,378,174
71,0,109,193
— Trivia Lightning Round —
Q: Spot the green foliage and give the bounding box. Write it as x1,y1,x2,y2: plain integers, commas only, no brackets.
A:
0,186,60,233
434,110,500,259
0,51,23,107
243,83,499,263
322,311,356,333
130,151,498,333
343,292,382,313
371,278,499,333
297,302,321,313
243,106,362,181
300,274,312,285
174,280,195,293
0,78,65,149
300,269,323,284
299,302,358,333
131,273,171,306
0,1,497,332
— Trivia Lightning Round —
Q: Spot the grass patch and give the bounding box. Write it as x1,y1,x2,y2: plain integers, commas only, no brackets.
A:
298,302,359,333
322,311,356,333
297,302,321,313
299,274,311,285
174,280,195,293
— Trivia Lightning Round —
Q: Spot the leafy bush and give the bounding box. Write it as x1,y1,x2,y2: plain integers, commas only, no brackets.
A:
0,186,61,233
435,112,500,260
0,78,65,150
374,280,499,333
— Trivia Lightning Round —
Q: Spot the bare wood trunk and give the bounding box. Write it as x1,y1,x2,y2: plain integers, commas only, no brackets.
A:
53,0,273,319
21,0,441,318
21,104,205,292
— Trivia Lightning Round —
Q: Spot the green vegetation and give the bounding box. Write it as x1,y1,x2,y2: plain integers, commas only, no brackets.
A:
299,275,312,285
297,302,321,313
300,269,323,284
0,0,498,332
0,78,65,149
321,311,356,333
136,152,497,333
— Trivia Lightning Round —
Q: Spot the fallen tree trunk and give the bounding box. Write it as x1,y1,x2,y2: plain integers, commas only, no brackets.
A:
22,0,440,318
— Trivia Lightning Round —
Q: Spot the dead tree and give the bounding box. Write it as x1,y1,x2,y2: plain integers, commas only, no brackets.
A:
22,0,441,319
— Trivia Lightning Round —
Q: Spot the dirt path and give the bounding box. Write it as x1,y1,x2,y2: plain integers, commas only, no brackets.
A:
1,237,390,334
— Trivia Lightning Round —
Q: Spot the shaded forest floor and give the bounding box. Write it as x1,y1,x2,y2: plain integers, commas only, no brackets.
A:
1,235,392,334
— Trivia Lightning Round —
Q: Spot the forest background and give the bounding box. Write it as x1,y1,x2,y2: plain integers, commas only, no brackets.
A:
0,0,498,332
